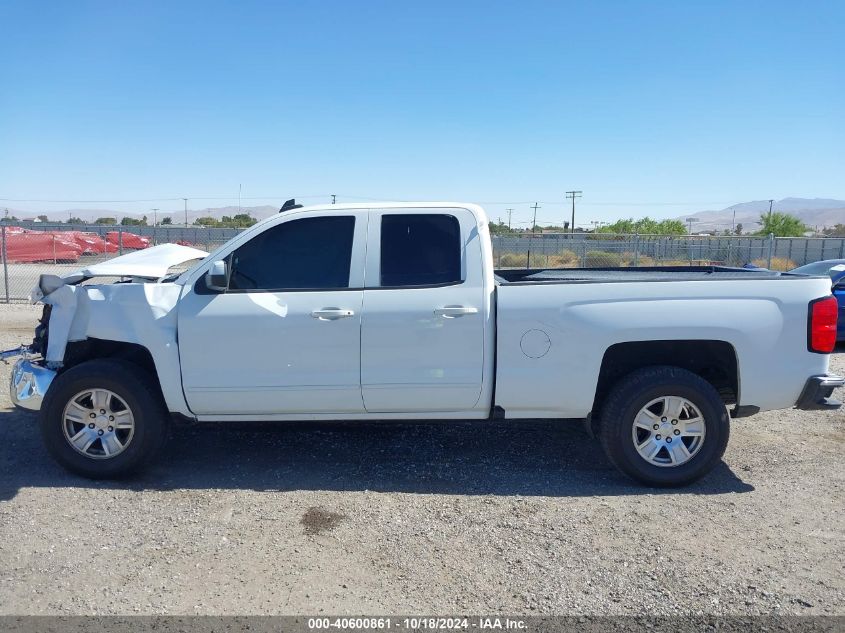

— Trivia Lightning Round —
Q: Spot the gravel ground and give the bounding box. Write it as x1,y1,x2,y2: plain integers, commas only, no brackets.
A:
0,303,842,616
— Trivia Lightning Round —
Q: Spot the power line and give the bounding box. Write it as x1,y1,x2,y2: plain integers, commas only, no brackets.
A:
0,197,183,203
0,194,787,209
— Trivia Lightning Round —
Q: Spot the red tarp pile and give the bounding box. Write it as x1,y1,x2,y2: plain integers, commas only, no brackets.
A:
105,231,151,250
64,231,119,255
3,228,150,263
4,228,83,263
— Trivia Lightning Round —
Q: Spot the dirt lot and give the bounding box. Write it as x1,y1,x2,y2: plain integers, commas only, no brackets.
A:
0,303,842,616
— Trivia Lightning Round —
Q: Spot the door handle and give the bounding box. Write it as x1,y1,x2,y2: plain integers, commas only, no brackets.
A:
434,306,479,318
311,308,355,320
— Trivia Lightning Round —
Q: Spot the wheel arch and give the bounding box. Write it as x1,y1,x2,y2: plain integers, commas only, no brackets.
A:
62,338,164,401
591,340,739,425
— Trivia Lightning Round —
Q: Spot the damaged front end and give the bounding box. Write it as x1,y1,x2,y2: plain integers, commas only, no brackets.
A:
3,304,57,410
6,243,208,412
9,354,56,411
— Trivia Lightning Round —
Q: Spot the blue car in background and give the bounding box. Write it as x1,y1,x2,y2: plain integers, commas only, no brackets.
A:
790,259,845,343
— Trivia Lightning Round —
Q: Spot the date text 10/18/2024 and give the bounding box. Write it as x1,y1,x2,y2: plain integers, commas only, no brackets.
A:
307,617,527,630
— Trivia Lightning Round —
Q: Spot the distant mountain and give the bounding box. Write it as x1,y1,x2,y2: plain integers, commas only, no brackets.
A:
677,198,845,233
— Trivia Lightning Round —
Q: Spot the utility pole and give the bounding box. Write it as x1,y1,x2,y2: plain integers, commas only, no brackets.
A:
331,194,336,204
238,184,242,215
506,208,513,230
530,202,540,232
182,198,188,227
151,208,159,226
526,202,541,269
566,191,582,235
732,208,736,233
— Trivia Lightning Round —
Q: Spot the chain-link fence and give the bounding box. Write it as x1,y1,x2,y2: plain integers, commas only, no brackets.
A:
0,224,238,302
2,224,845,301
491,233,845,271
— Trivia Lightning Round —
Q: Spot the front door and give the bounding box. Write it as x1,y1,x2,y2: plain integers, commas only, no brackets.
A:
178,211,367,416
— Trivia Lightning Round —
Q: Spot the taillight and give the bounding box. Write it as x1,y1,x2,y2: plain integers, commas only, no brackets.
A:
808,296,838,354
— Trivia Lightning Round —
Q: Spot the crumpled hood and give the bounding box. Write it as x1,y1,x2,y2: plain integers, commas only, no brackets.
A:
77,243,208,279
30,242,208,303
28,243,207,365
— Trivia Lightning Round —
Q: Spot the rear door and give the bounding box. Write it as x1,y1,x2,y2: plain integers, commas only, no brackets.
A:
360,208,486,413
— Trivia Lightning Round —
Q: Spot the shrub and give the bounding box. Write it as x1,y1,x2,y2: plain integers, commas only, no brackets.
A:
619,251,655,267
584,250,623,267
498,252,528,268
547,250,579,267
752,256,797,271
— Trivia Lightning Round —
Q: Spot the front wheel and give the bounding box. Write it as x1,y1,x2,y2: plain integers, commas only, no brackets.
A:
39,359,169,479
598,366,730,487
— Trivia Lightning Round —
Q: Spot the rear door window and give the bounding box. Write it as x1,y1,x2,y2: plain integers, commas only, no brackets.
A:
380,214,461,287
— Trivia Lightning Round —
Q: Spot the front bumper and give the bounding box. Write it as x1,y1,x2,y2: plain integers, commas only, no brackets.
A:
10,358,57,411
795,374,845,411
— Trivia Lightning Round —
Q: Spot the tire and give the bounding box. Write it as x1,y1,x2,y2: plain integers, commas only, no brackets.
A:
598,365,730,487
39,359,169,479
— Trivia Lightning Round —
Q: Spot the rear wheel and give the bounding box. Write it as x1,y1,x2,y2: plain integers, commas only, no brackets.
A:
40,359,169,479
598,366,730,487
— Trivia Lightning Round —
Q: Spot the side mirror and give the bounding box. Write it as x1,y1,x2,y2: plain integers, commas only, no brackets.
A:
205,260,228,292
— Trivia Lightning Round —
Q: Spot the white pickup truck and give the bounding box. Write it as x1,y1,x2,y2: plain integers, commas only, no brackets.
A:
7,202,843,486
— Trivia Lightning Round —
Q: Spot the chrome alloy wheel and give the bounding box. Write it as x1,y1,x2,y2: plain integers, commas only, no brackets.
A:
62,389,135,459
631,396,706,467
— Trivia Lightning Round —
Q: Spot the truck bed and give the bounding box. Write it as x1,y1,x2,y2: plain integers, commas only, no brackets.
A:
495,265,797,284
493,265,833,418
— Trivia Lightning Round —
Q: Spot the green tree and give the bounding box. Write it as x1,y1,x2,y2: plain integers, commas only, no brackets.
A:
489,220,517,236
231,213,257,227
120,216,143,226
37,214,49,222
95,217,116,225
67,216,84,224
215,213,257,228
160,216,172,225
734,223,743,236
194,216,219,226
596,217,687,236
756,211,808,237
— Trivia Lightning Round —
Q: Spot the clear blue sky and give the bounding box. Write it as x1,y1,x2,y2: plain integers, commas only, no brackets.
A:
1,0,843,226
